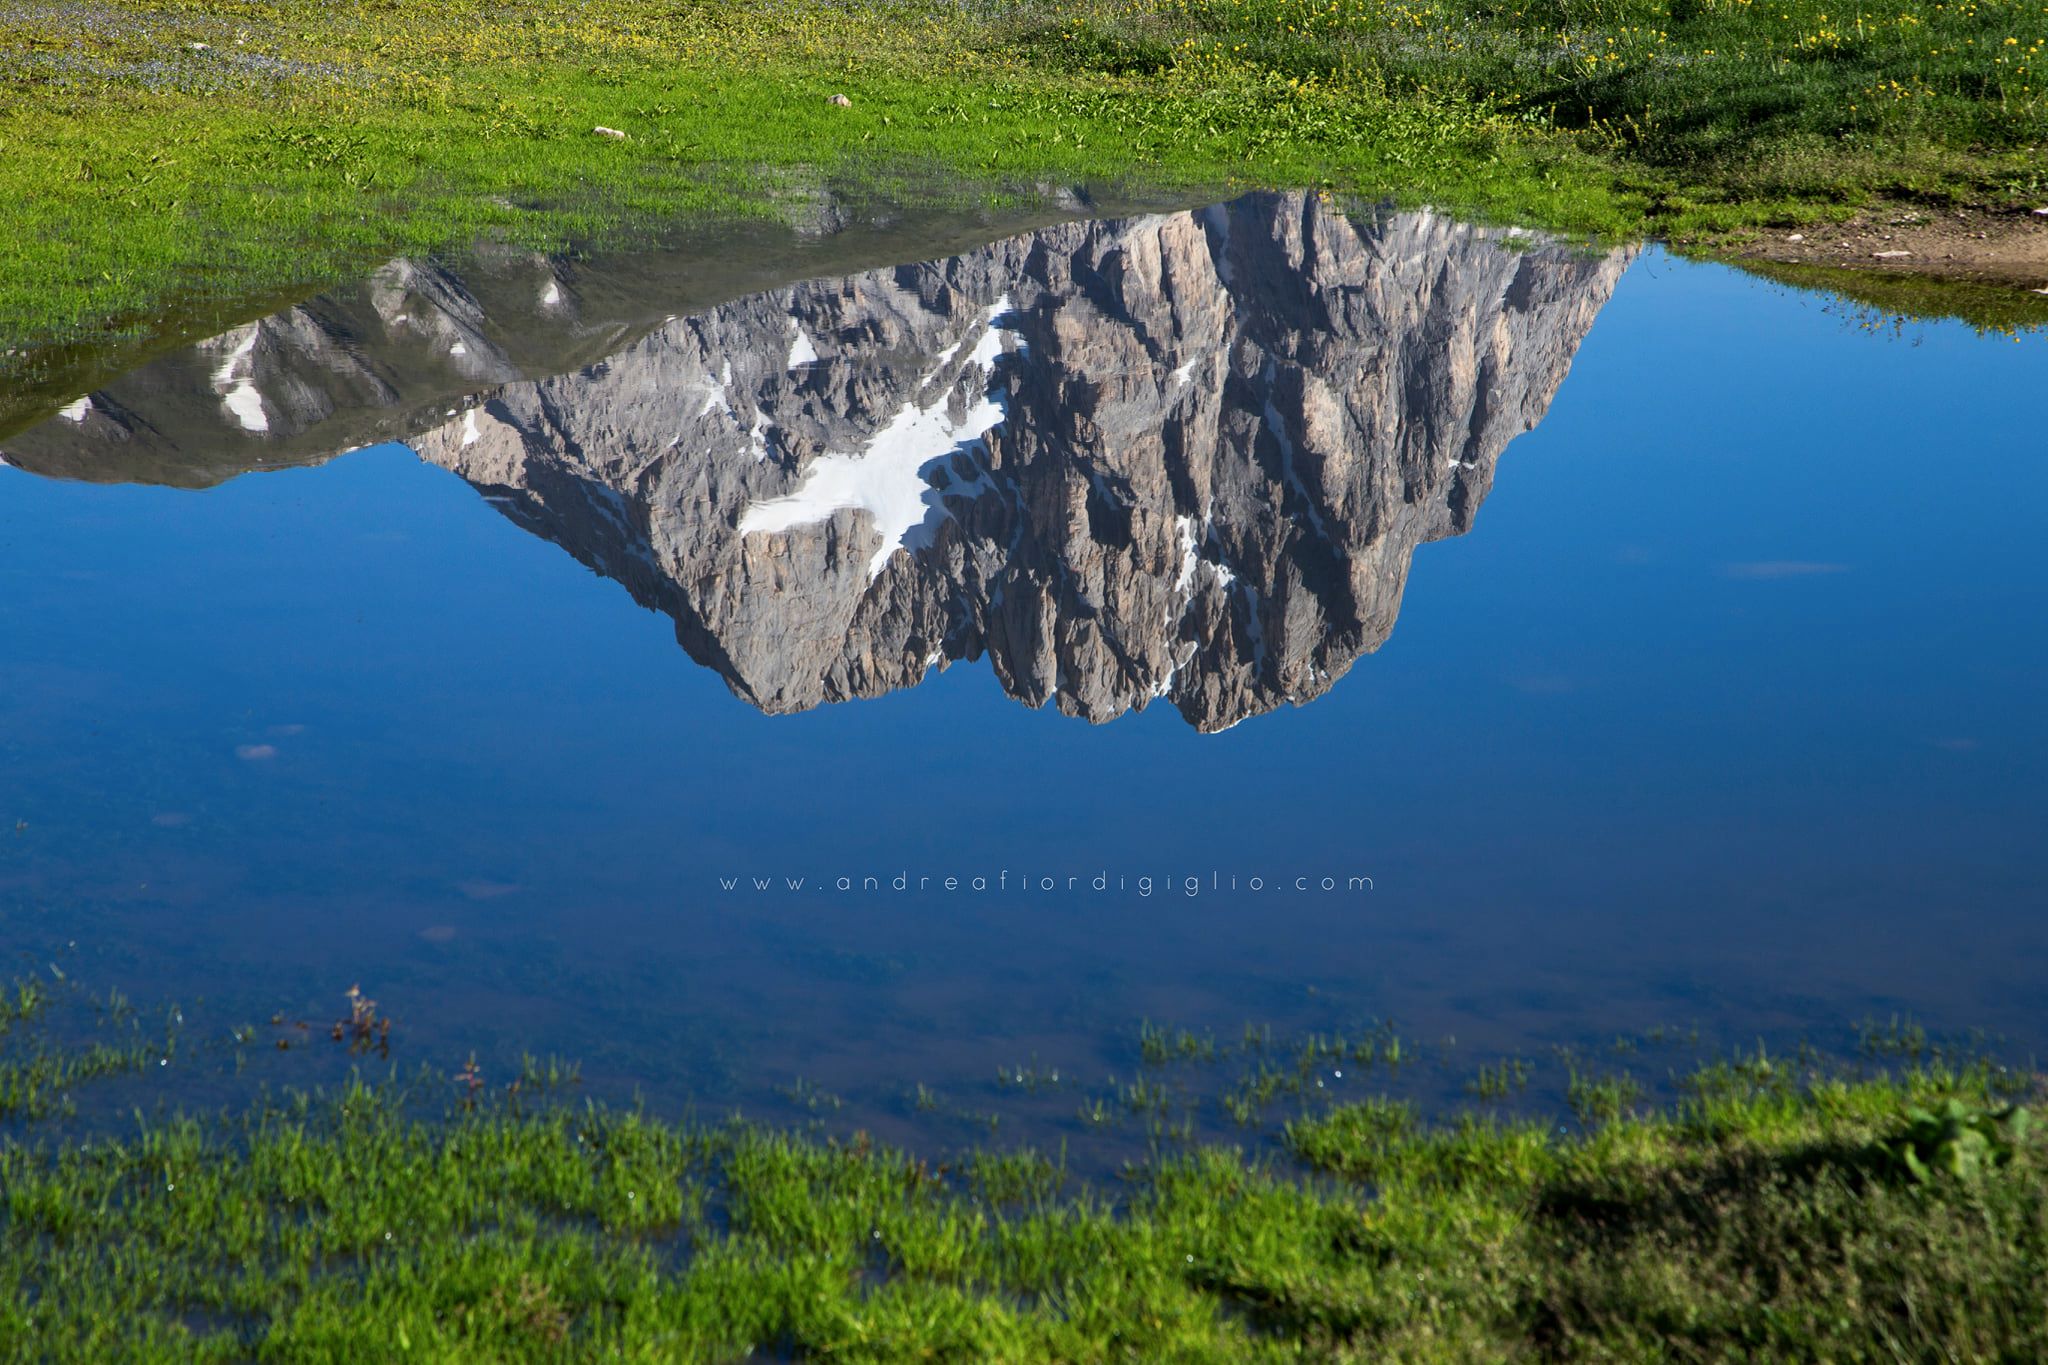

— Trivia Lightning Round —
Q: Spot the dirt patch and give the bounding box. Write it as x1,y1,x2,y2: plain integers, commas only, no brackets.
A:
1727,202,2048,293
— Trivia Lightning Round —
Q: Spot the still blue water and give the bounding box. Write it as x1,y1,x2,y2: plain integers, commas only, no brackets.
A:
1,228,2043,1136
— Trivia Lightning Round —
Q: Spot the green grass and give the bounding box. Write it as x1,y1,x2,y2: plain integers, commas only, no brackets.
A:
5,978,2048,1358
2,0,2044,382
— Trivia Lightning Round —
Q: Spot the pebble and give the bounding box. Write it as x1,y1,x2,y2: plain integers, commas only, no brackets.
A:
1872,250,1911,259
1786,233,1804,242
828,94,852,107
592,126,626,139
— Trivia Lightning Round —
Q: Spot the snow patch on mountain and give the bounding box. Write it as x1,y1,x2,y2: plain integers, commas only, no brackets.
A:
739,297,1018,581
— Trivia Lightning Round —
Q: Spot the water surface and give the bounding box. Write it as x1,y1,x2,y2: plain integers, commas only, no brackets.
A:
2,193,2043,1139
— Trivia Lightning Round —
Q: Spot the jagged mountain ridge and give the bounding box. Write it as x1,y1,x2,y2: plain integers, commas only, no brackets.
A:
411,193,1631,731
4,192,1633,731
0,197,1121,488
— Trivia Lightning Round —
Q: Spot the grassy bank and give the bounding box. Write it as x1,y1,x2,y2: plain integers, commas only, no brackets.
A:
5,981,2047,1359
3,0,2045,372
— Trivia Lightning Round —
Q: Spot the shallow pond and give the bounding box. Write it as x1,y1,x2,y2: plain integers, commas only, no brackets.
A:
2,192,2043,1143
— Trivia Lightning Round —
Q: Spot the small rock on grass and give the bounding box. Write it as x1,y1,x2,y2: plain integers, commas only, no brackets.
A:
828,94,852,107
593,126,627,139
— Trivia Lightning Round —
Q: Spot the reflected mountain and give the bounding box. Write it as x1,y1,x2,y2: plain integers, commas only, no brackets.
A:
3,192,1633,731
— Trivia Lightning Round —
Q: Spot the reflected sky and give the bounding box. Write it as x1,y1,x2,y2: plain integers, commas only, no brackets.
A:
0,237,2043,1133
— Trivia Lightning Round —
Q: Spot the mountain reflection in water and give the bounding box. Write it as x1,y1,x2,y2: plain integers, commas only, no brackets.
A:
5,193,1633,732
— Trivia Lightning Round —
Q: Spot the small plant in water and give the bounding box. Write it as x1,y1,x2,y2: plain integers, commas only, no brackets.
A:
0,976,54,1034
776,1076,843,1113
1468,1057,1531,1100
1858,1012,1932,1061
998,1058,1064,1091
331,984,391,1056
509,1053,582,1096
1567,1069,1644,1126
1138,1020,1218,1067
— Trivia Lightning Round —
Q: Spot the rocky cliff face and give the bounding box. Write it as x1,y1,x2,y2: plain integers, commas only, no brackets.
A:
411,193,1631,731
0,199,1110,486
4,192,1633,731
2,254,612,487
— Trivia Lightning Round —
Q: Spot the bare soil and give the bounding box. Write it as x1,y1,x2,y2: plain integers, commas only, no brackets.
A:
1728,202,2048,293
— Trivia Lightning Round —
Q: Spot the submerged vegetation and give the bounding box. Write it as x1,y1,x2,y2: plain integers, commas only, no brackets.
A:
3,0,2046,384
5,974,2048,1358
